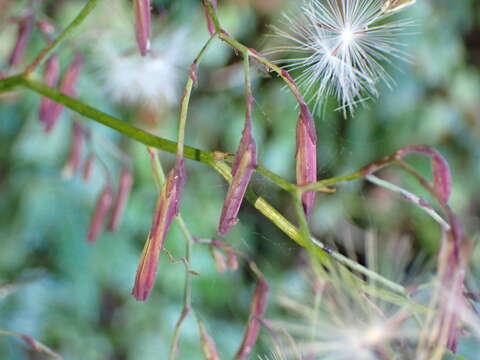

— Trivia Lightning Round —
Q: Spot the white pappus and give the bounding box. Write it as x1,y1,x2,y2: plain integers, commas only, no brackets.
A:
269,0,413,115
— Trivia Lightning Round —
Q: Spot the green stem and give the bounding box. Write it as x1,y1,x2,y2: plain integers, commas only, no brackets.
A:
0,74,25,93
177,34,217,159
24,0,100,75
255,165,296,193
19,76,215,165
300,171,364,191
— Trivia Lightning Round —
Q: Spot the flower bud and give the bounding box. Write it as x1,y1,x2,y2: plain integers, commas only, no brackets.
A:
134,0,151,56
87,185,113,243
218,117,256,236
9,14,34,67
132,158,186,301
108,168,134,232
235,277,269,359
296,104,317,216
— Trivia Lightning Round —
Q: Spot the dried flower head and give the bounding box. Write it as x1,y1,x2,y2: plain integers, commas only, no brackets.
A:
271,0,411,114
263,231,480,359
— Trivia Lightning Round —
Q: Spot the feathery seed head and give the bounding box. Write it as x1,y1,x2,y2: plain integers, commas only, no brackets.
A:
271,0,412,114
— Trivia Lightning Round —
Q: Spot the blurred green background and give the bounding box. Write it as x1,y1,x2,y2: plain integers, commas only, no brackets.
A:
0,0,479,359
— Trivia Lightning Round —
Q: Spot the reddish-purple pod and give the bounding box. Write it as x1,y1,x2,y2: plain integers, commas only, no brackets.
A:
218,115,257,236
60,53,83,97
62,121,84,178
235,277,269,359
296,104,317,216
9,14,34,67
132,158,186,301
87,185,113,243
82,154,95,182
133,0,151,56
44,53,84,132
396,145,452,205
39,55,60,130
108,168,134,232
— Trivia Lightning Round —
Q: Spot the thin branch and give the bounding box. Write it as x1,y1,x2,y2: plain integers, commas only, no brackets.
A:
23,0,100,75
366,174,450,231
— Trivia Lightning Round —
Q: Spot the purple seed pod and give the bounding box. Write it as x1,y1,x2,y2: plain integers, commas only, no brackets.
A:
132,158,186,301
9,14,34,67
82,154,94,182
133,0,151,56
235,277,269,359
108,168,134,232
396,145,452,204
60,53,83,97
44,53,84,132
296,104,317,216
39,55,60,130
218,114,257,236
437,213,468,353
202,0,217,35
87,185,113,243
62,121,84,179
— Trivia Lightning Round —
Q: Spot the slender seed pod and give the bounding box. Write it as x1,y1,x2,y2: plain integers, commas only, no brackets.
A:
235,277,269,359
87,185,113,243
134,0,151,56
39,55,60,130
62,121,84,179
108,168,134,232
296,104,317,216
218,99,257,236
9,14,34,67
132,158,186,301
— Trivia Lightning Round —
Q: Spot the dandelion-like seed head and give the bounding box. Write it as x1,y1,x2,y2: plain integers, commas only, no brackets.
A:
270,0,412,115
